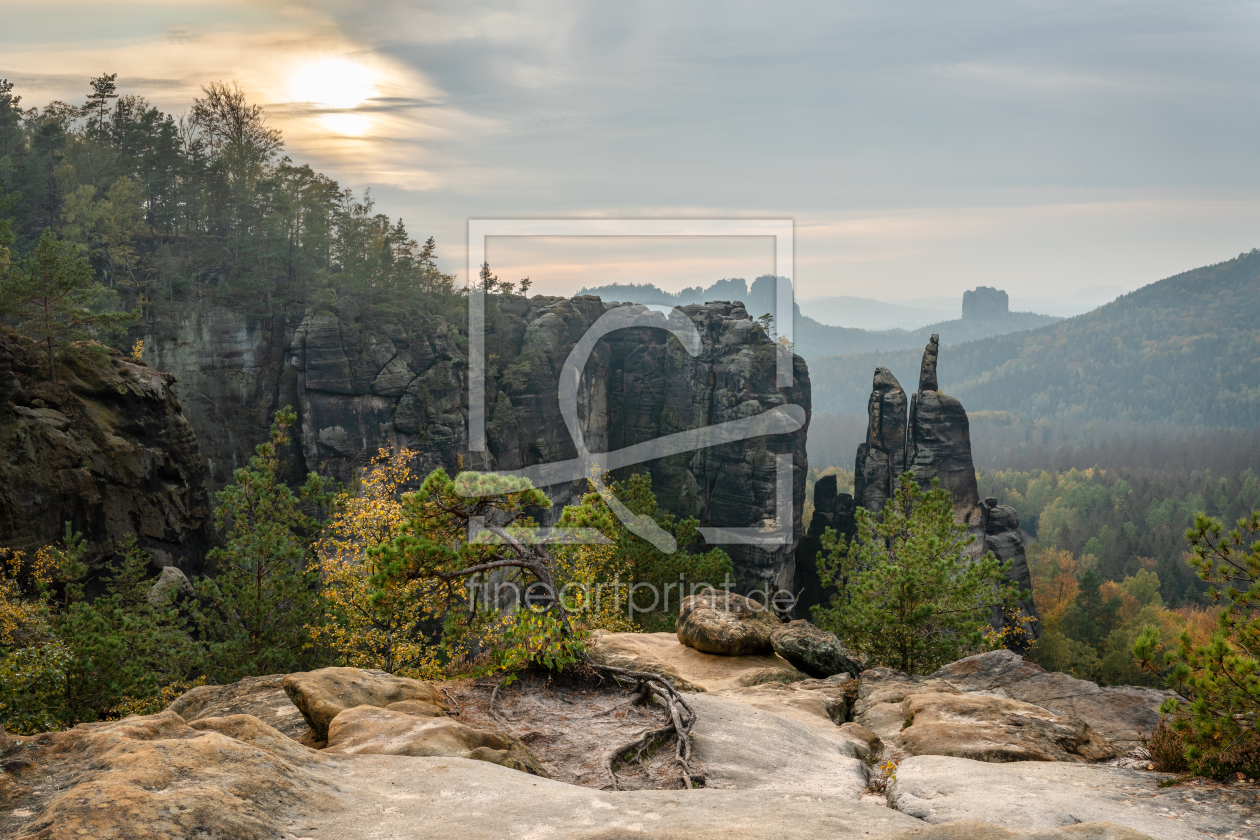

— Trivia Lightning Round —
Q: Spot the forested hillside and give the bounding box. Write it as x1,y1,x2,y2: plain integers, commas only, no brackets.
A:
809,249,1260,426
0,76,462,342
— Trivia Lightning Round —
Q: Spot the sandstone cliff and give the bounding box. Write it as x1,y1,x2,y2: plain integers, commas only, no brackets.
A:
800,335,1038,642
0,332,209,572
148,297,809,589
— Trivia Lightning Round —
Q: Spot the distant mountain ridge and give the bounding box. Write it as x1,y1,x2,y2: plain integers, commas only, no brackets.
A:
577,276,1059,359
808,249,1260,428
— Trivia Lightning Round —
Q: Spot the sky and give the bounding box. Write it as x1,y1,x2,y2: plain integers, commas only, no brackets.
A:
3,0,1259,308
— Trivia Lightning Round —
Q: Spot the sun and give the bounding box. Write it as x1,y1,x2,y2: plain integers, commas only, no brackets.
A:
290,57,376,109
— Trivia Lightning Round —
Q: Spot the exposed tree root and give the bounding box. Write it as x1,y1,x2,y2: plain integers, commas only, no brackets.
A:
584,659,701,789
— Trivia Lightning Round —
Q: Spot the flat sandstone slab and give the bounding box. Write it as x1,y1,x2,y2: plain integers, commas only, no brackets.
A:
889,755,1257,840
297,753,925,840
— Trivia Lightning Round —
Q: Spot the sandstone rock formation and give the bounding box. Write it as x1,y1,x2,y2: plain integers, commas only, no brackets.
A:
148,297,810,590
791,472,855,618
676,587,784,655
167,673,316,741
5,647,1250,839
282,666,448,740
0,710,334,840
931,650,1178,751
962,286,1010,320
842,335,1039,644
323,705,547,776
0,332,209,572
889,755,1251,840
770,619,868,678
147,565,193,605
854,667,1115,763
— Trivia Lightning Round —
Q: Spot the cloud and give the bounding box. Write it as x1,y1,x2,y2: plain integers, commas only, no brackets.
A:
4,0,1260,301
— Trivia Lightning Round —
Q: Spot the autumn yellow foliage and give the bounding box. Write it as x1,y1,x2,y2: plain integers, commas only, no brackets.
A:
306,449,441,679
1029,546,1080,632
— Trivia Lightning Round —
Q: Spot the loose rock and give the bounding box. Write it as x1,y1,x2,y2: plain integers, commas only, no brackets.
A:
676,587,784,656
770,619,868,677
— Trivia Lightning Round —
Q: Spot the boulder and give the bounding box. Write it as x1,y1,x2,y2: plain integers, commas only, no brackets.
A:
676,587,783,656
282,667,447,740
770,619,868,677
0,711,331,840
147,565,194,606
168,673,314,741
323,705,547,777
932,651,1177,750
889,754,1253,840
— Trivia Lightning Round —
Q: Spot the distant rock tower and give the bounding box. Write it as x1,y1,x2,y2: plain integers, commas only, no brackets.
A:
962,286,1009,320
796,335,1040,650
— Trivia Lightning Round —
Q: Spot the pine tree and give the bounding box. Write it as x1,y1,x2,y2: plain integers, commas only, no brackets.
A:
814,473,1025,674
195,407,334,680
82,73,118,138
55,535,200,723
0,228,136,383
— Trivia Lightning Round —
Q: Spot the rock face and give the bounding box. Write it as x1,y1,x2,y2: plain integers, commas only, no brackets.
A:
676,587,784,655
770,620,868,678
962,286,1010,320
282,667,448,740
853,366,909,514
149,297,810,590
0,333,209,572
846,336,1039,644
792,472,856,618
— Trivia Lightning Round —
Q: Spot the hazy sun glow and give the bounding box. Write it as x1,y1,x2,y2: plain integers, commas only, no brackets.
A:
290,57,376,109
319,113,371,136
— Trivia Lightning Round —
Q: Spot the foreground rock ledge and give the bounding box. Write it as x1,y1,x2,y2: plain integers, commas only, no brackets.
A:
3,642,1249,839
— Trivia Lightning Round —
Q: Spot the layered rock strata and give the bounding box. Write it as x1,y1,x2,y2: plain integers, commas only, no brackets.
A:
0,332,209,572
149,297,810,589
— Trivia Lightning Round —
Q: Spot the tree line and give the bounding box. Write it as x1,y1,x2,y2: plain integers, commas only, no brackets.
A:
0,74,462,353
